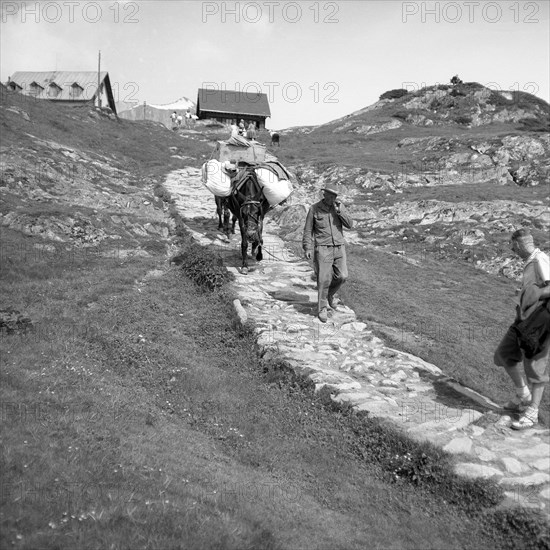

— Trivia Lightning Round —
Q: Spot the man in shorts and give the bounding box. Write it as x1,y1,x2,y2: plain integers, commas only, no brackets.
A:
494,228,550,429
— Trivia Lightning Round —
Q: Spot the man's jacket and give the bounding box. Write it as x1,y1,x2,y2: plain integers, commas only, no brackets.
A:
302,200,353,251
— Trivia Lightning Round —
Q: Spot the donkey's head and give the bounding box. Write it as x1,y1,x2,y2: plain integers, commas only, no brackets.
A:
240,199,263,242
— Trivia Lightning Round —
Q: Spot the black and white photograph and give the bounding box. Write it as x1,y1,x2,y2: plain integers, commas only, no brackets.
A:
1,1,549,548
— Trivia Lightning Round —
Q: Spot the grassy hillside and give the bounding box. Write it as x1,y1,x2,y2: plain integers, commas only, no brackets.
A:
0,85,207,177
1,87,549,548
6,223,545,549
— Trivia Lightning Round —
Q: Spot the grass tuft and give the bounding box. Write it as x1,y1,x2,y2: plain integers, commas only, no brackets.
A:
172,241,234,291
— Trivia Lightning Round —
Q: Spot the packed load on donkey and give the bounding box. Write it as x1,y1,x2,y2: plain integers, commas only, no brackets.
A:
200,135,294,208
201,158,293,207
200,136,294,272
215,135,267,164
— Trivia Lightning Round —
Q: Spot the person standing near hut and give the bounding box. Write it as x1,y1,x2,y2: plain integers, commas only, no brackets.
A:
246,121,257,141
302,184,354,323
230,121,239,138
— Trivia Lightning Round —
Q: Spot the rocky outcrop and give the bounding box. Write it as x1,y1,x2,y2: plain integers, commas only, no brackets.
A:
318,85,546,134
396,134,549,187
0,136,174,249
400,84,548,128
333,119,402,135
280,160,549,283
291,132,548,190
375,199,549,230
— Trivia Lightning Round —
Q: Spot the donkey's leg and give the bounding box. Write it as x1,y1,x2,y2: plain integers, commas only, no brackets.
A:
216,198,223,230
222,202,231,236
241,236,249,272
237,219,249,273
255,238,263,261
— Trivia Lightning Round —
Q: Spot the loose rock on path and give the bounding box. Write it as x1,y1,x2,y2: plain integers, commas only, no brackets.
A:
164,167,550,515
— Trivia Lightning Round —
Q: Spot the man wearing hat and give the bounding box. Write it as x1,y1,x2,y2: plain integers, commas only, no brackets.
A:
302,184,354,323
494,228,550,429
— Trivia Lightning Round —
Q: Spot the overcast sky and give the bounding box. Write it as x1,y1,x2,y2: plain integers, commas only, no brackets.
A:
1,0,549,129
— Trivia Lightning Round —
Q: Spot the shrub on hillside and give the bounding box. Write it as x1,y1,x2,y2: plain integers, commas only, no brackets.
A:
172,243,234,291
392,110,410,121
379,89,409,101
0,307,33,335
454,115,473,125
153,183,172,202
450,88,466,97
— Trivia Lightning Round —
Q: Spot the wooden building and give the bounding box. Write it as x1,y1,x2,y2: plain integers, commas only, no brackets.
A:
6,71,117,114
196,88,270,129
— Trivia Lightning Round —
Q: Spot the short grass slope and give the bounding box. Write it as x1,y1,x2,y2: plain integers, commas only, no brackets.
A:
1,85,549,549
2,229,548,549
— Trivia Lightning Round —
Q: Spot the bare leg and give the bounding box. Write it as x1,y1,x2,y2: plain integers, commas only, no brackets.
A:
504,365,528,389
530,383,545,409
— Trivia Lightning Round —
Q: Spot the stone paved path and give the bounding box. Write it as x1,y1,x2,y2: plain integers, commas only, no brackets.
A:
164,167,550,516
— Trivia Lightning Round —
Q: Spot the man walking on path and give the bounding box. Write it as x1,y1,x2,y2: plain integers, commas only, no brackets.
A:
494,228,550,429
302,184,354,323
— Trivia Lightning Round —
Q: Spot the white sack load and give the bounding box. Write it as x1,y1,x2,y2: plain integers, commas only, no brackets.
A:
255,168,293,207
201,159,232,197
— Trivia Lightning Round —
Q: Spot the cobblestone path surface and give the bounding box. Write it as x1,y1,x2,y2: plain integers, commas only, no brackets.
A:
164,167,550,515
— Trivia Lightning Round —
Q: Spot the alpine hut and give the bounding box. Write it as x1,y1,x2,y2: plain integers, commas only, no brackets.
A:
196,88,270,129
6,71,117,114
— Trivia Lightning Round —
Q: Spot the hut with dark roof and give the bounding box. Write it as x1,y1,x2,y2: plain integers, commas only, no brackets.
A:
196,88,270,129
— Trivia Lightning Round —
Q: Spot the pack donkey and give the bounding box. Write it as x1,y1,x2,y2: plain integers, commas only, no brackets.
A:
223,166,270,273
270,131,280,147
215,195,237,235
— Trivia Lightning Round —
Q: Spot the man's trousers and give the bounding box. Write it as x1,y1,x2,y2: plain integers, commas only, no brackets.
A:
314,245,348,312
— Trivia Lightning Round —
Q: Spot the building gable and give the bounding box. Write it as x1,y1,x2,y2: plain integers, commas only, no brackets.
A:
29,81,44,96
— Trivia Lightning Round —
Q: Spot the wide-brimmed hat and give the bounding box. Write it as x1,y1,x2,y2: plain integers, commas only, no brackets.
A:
323,183,339,195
